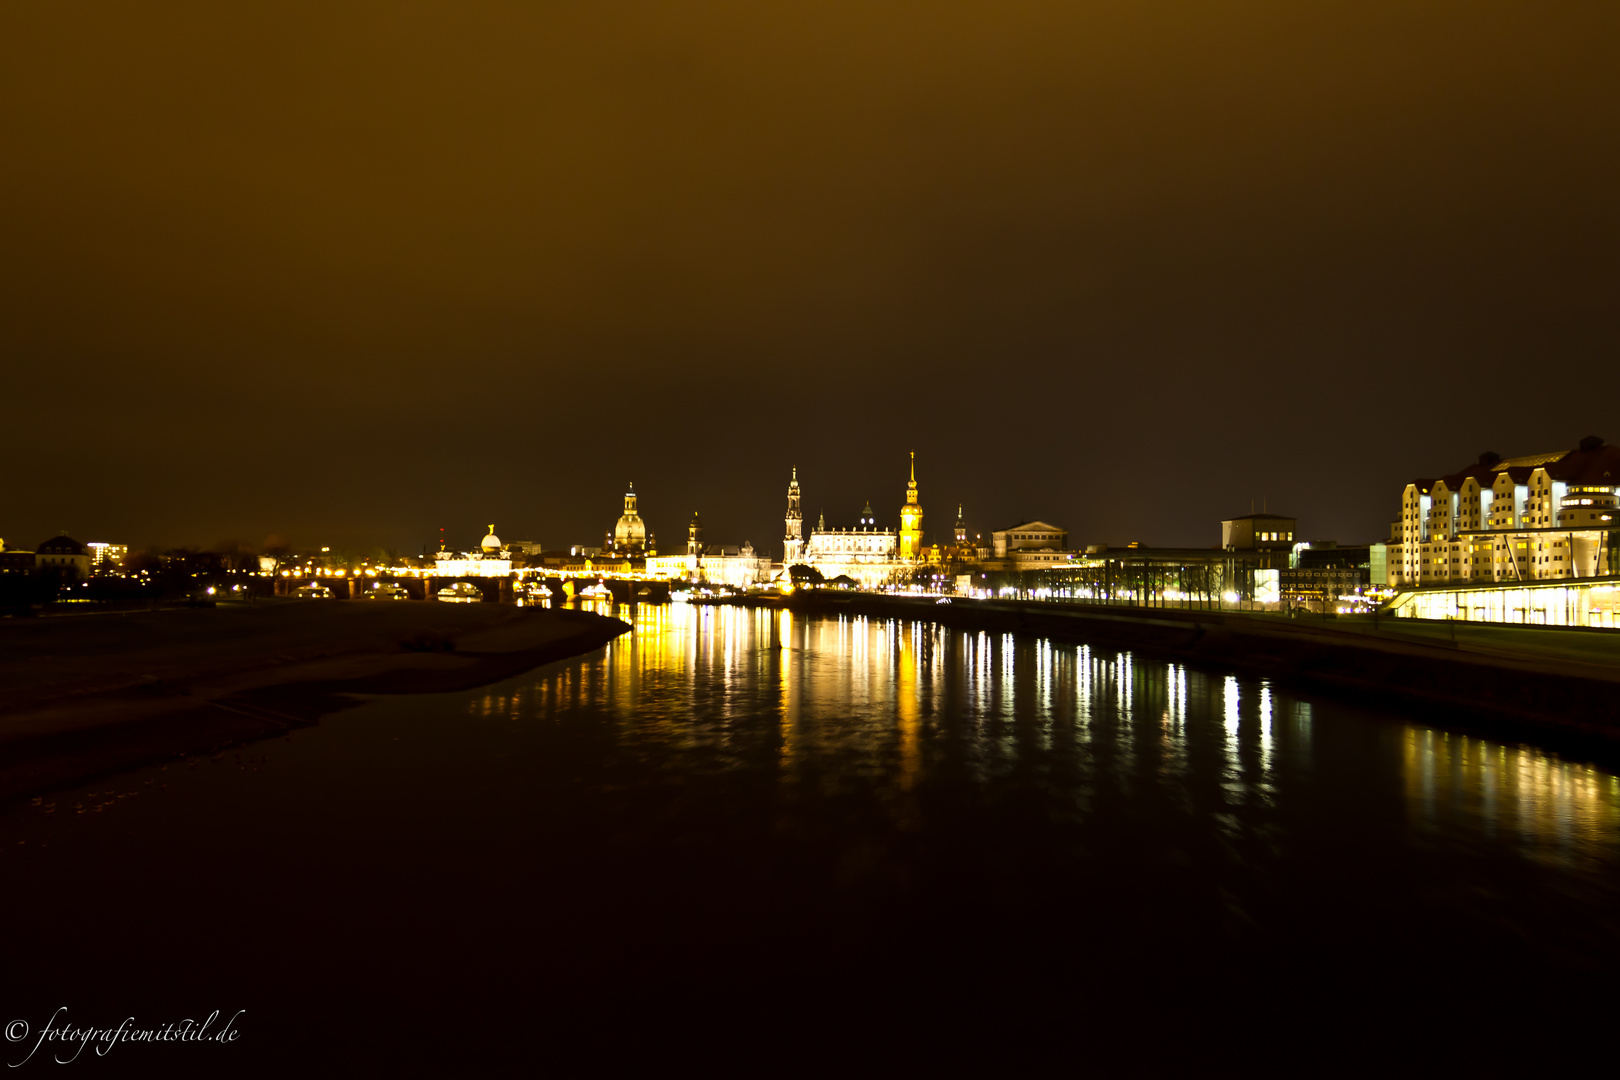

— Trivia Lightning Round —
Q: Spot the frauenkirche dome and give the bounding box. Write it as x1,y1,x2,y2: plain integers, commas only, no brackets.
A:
605,482,656,555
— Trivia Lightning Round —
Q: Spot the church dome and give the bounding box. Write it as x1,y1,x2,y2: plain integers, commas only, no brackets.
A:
480,525,502,551
614,514,647,544
606,482,655,553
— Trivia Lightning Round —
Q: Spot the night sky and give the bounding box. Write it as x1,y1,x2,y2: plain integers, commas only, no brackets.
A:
4,3,1616,557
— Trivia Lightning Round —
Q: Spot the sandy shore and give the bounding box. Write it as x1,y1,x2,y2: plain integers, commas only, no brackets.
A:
0,599,629,801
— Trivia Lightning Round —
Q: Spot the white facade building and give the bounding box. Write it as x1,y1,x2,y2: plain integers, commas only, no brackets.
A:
432,525,513,577
1383,439,1619,591
35,535,91,580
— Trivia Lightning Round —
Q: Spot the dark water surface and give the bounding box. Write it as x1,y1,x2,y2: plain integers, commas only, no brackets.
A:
4,603,1619,1072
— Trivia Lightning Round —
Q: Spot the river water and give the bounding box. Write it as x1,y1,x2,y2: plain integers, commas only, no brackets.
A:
4,603,1619,1072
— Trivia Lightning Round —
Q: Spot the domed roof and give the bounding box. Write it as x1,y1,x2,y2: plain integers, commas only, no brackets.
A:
480,525,502,551
614,514,647,542
606,482,654,552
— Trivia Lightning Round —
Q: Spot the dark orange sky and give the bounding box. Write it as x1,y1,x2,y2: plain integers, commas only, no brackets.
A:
3,2,1616,555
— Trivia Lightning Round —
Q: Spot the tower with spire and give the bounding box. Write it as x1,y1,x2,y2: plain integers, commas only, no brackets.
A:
783,467,803,563
899,451,924,560
954,505,967,546
687,511,704,557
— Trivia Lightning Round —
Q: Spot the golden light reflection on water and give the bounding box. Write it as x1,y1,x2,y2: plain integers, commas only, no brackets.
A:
896,624,920,791
486,603,1620,872
1402,728,1620,867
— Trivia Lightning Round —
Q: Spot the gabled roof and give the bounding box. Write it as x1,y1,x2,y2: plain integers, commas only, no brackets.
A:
1488,467,1535,487
1434,462,1500,491
1423,442,1618,492
996,520,1066,532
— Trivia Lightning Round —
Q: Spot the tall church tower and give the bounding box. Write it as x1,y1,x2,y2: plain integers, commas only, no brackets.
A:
784,467,803,563
687,511,703,557
899,452,924,560
954,505,967,546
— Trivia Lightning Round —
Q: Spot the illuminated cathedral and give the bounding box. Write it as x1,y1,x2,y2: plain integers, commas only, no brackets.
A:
782,453,929,588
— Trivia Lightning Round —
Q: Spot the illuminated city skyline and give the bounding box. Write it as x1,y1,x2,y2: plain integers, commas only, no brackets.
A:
4,6,1617,553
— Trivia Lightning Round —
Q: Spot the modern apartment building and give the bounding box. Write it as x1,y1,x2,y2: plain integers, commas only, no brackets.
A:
1383,437,1620,589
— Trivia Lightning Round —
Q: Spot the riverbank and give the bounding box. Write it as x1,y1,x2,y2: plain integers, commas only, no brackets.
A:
723,592,1620,748
0,600,630,802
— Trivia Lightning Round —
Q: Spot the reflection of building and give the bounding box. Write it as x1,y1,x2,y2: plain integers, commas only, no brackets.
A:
36,535,91,580
432,525,513,577
1382,439,1620,590
605,483,656,556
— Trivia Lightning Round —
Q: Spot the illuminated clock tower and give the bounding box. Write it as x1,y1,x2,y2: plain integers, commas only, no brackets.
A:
898,452,924,561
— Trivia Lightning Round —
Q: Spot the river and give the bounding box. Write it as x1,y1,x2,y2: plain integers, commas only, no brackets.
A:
3,602,1618,1072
